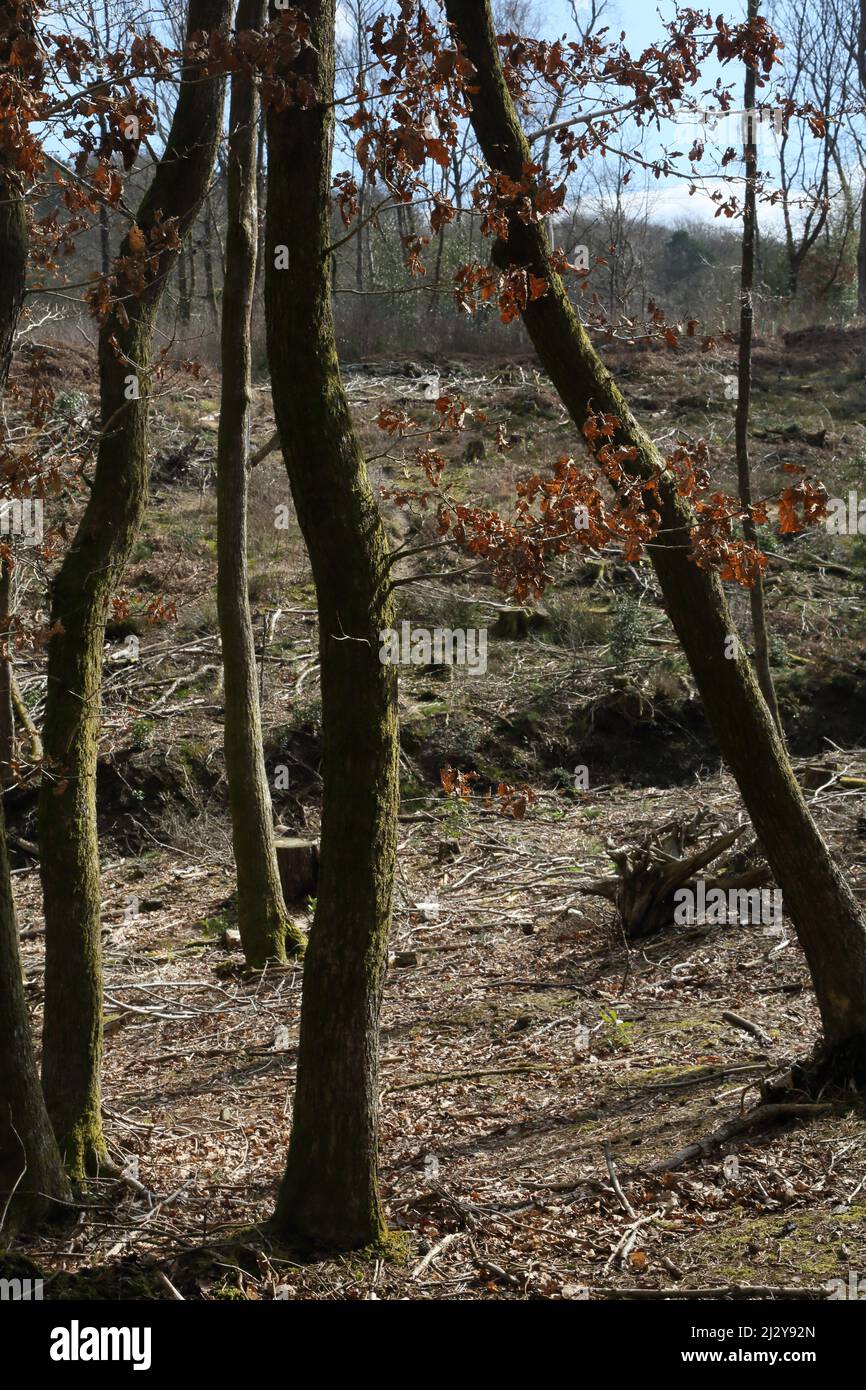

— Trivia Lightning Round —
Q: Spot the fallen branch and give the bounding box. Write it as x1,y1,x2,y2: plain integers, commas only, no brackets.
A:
156,1270,185,1300
722,1010,773,1047
249,430,280,468
582,1284,831,1300
647,1103,832,1175
383,1063,553,1096
603,1142,637,1220
411,1231,462,1280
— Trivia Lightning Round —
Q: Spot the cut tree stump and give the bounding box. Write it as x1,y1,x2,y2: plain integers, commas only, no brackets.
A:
579,810,772,940
491,607,551,639
275,837,319,905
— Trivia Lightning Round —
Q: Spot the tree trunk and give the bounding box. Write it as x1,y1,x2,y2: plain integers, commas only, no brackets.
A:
736,0,781,733
445,0,866,1077
266,0,400,1248
0,795,70,1235
858,184,866,317
38,0,231,1178
216,0,304,967
0,28,71,1227
203,195,218,324
177,248,191,325
0,557,15,784
97,117,111,279
858,0,866,315
254,117,266,299
0,157,24,403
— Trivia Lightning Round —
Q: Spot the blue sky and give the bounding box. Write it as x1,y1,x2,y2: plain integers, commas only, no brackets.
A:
332,1,825,235
525,1,800,233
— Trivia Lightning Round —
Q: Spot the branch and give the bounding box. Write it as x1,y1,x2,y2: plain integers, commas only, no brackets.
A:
528,100,639,143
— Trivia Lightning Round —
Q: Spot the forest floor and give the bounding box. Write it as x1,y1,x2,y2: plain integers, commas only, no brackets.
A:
5,323,866,1299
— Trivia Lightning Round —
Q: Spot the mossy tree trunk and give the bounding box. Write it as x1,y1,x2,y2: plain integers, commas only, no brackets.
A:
216,0,305,967
0,33,71,1227
38,0,231,1179
446,0,866,1077
265,0,400,1248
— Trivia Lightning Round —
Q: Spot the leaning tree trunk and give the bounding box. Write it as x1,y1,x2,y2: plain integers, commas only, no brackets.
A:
736,0,781,734
445,0,866,1078
266,0,400,1249
0,46,71,1228
216,0,304,967
38,0,231,1178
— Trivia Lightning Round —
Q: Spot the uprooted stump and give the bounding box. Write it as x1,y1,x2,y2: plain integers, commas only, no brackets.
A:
275,837,319,905
579,810,772,939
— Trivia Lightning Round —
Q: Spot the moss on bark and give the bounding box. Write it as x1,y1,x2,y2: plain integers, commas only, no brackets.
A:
38,0,232,1178
0,52,71,1227
266,0,399,1249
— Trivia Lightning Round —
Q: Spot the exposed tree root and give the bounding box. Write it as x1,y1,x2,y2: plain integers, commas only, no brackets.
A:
784,1035,866,1096
579,810,771,939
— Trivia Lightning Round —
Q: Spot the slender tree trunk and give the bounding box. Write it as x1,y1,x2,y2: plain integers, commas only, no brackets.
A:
858,188,866,316
254,117,266,298
203,195,218,324
857,0,866,315
736,1,781,734
445,0,866,1078
38,0,231,1179
0,160,24,402
178,248,191,325
216,0,304,968
355,169,367,293
0,557,14,784
0,795,71,1235
0,25,71,1226
97,117,111,278
187,241,197,317
266,0,399,1248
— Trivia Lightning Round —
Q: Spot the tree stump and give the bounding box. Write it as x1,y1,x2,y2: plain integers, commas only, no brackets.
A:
275,837,319,905
579,811,772,939
492,607,551,639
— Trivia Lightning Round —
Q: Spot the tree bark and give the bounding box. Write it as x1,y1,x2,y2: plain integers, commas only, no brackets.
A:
857,0,866,314
177,247,192,325
38,0,231,1178
266,0,400,1248
736,0,781,733
216,0,304,967
254,117,266,298
0,557,15,784
0,795,71,1235
203,194,218,324
0,7,71,1227
445,0,866,1076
